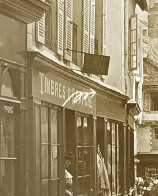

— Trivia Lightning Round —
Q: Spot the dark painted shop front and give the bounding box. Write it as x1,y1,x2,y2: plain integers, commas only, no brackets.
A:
26,52,134,196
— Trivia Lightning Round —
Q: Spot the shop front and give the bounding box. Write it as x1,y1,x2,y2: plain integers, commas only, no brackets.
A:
137,154,158,178
27,53,133,196
0,13,26,196
27,53,97,196
96,92,128,196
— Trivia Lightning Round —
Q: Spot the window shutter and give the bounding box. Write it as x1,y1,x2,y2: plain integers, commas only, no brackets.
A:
83,0,90,53
144,92,150,112
102,0,107,55
89,0,95,54
36,13,45,44
130,15,138,70
64,0,73,61
57,0,64,55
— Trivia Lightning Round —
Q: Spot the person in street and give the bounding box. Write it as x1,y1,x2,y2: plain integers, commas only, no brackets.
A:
65,152,73,196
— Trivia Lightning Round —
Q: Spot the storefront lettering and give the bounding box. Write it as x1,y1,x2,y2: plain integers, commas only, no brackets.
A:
39,72,66,99
39,72,95,108
62,88,96,107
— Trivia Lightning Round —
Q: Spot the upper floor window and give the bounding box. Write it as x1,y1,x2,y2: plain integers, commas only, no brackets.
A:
144,91,158,112
151,92,158,111
155,128,158,139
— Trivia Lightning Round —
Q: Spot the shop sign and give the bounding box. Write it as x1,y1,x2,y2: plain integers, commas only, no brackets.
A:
32,69,96,114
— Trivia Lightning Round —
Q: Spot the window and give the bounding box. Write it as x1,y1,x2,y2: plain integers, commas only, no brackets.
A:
0,104,16,196
151,92,158,111
155,128,158,139
1,68,13,97
130,15,137,70
72,23,77,64
76,114,94,195
40,104,62,196
107,122,123,195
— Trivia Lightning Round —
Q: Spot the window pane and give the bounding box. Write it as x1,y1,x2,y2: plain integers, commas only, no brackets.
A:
0,160,15,196
131,30,136,43
84,176,90,194
112,123,116,194
51,109,57,144
0,105,15,157
77,116,83,145
131,17,136,30
42,180,48,196
50,179,60,196
83,147,90,175
41,145,48,179
1,69,13,97
78,177,83,195
155,128,158,135
41,107,48,143
51,145,59,179
131,43,136,55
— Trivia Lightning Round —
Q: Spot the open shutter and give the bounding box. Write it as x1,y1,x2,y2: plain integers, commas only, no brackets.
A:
89,0,95,54
57,0,64,55
64,0,73,61
36,13,45,44
83,0,90,53
102,0,107,55
144,92,150,111
130,15,138,70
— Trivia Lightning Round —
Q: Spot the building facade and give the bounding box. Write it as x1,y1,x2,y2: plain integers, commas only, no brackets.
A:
0,0,148,196
136,0,158,178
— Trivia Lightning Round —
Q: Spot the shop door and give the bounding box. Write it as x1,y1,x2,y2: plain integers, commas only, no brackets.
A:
0,103,17,196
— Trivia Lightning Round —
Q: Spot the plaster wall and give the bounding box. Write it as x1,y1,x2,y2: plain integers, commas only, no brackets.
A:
137,125,151,152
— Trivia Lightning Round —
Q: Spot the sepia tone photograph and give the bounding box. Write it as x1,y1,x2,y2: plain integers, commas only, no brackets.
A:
1,0,158,196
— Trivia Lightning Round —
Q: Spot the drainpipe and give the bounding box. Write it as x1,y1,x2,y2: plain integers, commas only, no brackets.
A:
124,0,129,195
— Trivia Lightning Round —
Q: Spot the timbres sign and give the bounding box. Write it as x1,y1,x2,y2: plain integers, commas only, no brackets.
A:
32,69,96,114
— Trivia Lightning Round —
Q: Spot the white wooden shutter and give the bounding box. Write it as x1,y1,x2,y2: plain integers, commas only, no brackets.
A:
64,0,73,61
83,0,90,53
90,0,95,54
57,0,64,55
36,13,45,44
102,0,107,55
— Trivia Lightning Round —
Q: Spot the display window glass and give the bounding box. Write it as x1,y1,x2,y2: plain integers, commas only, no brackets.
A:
1,68,14,97
107,121,123,195
76,114,94,196
0,104,16,196
36,103,62,196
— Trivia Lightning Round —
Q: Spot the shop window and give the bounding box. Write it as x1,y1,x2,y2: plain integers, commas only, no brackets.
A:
107,121,123,195
1,68,13,97
76,114,94,195
65,110,95,195
0,104,16,196
40,104,61,196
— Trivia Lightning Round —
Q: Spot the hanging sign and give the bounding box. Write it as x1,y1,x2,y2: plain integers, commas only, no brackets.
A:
83,53,110,75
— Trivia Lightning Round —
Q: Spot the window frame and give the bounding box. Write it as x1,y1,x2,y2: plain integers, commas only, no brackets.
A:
35,102,64,196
